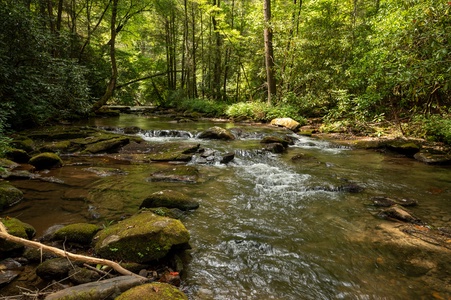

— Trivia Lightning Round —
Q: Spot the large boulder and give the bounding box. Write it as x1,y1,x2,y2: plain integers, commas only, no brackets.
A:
269,118,300,131
4,148,30,163
52,223,101,245
0,182,23,210
197,126,235,140
115,282,188,300
140,190,199,211
94,211,190,263
28,152,63,170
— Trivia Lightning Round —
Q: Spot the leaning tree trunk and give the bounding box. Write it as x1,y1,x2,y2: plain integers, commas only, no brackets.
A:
92,0,118,112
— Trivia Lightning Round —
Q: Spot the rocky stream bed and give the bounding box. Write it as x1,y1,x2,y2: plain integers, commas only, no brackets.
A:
0,109,450,299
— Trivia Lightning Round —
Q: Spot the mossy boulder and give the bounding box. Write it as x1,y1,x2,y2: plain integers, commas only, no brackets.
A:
0,217,35,252
83,137,130,154
148,165,199,183
115,282,188,300
10,136,35,153
52,223,101,245
140,190,199,211
28,152,63,170
198,126,235,140
94,211,190,263
4,148,30,163
0,183,23,211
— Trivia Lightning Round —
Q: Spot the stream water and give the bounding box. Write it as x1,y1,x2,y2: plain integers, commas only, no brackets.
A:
3,114,451,299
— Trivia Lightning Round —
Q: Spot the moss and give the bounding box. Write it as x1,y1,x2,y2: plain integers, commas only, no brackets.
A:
10,136,35,153
95,212,190,263
28,152,63,170
0,183,23,211
40,140,76,153
4,148,30,163
83,137,129,154
145,142,199,162
115,282,188,300
53,223,101,244
0,217,35,252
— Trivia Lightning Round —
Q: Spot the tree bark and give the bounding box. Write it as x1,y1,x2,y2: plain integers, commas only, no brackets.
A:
264,0,276,104
92,0,119,112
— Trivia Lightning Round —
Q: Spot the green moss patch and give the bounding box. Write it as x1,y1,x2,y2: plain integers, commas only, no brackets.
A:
94,211,190,263
115,282,188,300
53,223,101,244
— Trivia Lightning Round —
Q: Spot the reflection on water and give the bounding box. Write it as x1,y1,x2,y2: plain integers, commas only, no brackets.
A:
3,115,451,299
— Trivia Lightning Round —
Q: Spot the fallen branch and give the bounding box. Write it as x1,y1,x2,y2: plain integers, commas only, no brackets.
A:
0,221,147,281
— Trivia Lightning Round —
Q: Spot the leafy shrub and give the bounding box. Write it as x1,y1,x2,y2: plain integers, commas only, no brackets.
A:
226,101,306,124
419,115,451,145
177,98,227,117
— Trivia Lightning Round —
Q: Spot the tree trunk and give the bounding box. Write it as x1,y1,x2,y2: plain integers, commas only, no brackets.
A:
92,0,119,112
264,0,276,104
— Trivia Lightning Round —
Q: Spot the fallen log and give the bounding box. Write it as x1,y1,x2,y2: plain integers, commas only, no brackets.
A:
0,221,147,280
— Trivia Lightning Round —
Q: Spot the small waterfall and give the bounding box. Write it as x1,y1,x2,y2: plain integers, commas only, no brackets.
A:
139,129,194,140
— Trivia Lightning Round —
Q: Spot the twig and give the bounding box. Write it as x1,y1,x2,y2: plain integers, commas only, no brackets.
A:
83,263,115,279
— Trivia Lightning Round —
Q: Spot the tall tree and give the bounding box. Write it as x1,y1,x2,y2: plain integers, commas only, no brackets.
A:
263,0,276,104
92,0,118,111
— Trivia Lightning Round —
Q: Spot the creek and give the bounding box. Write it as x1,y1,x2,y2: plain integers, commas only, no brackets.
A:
2,114,451,299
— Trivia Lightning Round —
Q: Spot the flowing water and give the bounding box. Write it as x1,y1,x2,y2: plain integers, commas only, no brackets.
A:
3,114,451,299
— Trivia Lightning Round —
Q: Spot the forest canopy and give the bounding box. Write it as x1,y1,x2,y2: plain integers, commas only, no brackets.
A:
0,0,450,144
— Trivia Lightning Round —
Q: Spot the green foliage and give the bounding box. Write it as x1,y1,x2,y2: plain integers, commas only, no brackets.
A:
226,101,306,124
0,1,91,129
176,98,227,117
417,115,451,144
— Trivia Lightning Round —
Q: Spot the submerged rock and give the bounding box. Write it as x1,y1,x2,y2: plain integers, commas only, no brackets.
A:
115,282,188,300
371,196,418,207
143,143,199,162
52,223,101,245
148,166,199,183
140,190,199,211
83,137,130,154
198,126,235,140
94,211,190,263
414,149,451,165
28,152,63,170
269,118,300,131
44,275,147,300
376,205,422,224
0,182,23,210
